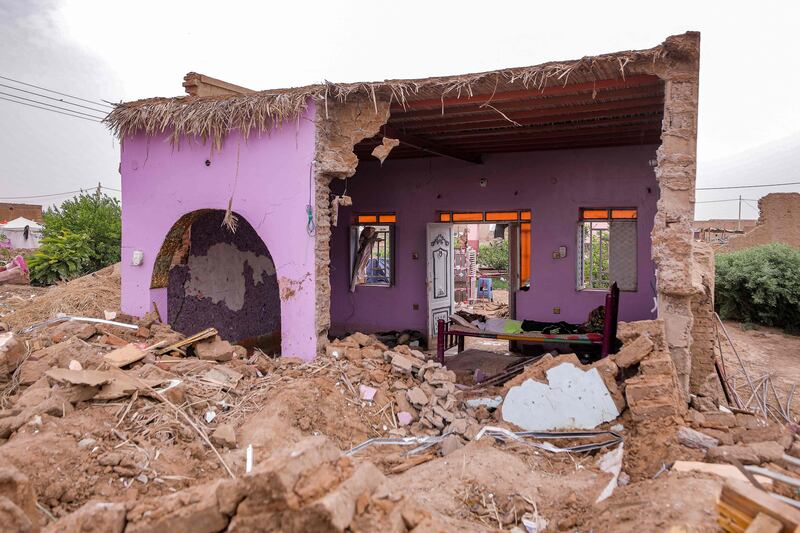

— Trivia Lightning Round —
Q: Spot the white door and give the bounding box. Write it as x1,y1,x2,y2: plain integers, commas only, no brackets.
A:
427,223,454,348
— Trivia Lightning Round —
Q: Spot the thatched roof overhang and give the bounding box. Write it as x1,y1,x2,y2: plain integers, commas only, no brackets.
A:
106,33,698,160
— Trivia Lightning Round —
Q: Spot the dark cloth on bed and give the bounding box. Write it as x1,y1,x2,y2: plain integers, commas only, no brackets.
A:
520,320,582,335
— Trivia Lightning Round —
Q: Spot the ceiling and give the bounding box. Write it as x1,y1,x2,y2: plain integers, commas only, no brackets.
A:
354,74,664,164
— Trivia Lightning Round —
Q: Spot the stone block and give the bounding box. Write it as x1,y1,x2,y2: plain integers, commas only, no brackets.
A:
677,426,719,450
706,445,759,465
614,335,654,368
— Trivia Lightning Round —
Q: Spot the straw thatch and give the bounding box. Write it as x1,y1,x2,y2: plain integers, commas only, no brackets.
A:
4,263,121,330
105,33,697,149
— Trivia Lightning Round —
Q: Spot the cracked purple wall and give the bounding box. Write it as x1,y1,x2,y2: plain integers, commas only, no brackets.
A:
167,211,281,348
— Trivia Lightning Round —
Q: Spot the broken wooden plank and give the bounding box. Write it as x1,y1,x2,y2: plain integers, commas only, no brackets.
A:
718,479,800,532
155,327,217,355
745,513,783,533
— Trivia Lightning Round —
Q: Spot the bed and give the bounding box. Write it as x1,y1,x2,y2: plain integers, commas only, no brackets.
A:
436,283,619,364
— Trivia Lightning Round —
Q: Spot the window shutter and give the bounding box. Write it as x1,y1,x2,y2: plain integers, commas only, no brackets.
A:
609,220,637,291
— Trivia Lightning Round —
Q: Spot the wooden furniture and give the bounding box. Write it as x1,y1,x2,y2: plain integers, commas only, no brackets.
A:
436,283,619,364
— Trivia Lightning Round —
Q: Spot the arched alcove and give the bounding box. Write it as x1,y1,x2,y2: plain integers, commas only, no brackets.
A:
151,210,281,354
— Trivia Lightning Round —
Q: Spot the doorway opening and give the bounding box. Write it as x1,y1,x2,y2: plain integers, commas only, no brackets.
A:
151,209,282,355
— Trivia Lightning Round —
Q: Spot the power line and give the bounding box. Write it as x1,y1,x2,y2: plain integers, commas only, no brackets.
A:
0,186,120,200
0,91,105,119
0,96,102,123
695,198,758,204
697,181,800,191
0,74,115,109
0,82,110,115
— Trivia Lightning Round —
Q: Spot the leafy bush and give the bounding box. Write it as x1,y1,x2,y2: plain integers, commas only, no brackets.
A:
28,193,121,285
478,239,509,270
28,230,94,285
715,243,800,331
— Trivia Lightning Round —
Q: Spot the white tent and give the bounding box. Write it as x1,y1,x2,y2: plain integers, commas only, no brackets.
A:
0,217,43,249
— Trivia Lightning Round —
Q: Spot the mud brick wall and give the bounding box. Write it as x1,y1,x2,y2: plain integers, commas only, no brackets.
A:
719,193,800,252
690,242,716,392
167,211,281,346
313,96,391,349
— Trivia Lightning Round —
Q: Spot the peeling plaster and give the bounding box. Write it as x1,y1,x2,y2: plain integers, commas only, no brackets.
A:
185,242,276,312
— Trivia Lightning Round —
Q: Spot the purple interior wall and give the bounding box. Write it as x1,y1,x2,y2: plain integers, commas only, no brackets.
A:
329,145,659,336
167,211,281,349
120,103,318,360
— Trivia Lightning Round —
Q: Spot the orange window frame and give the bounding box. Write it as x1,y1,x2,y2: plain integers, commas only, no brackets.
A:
438,209,531,223
356,213,397,224
580,208,638,221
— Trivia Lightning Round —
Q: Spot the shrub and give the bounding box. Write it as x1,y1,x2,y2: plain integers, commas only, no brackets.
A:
478,239,509,270
28,230,94,285
28,193,121,285
715,243,800,331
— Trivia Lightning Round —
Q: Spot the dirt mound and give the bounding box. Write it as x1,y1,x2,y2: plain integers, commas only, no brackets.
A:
50,436,463,532
3,264,120,331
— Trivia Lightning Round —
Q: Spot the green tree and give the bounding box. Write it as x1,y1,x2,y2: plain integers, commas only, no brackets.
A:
478,239,509,270
716,243,800,332
28,192,121,285
28,230,95,285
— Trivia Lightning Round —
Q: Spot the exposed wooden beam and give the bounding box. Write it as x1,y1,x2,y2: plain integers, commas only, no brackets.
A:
392,75,660,112
389,85,664,123
429,116,661,142
382,126,483,165
407,101,665,135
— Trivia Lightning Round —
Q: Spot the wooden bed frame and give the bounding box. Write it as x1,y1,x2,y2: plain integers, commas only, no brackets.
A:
436,283,620,364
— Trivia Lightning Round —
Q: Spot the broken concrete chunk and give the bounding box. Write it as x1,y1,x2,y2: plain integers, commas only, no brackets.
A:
677,426,719,450
48,501,126,533
613,335,654,368
699,411,737,430
397,411,413,426
49,320,97,343
45,368,114,387
359,384,377,402
748,441,785,463
439,434,463,456
502,363,619,431
406,387,428,407
391,353,414,373
344,332,373,347
210,424,237,449
194,336,235,362
103,343,147,368
465,396,503,410
706,445,760,465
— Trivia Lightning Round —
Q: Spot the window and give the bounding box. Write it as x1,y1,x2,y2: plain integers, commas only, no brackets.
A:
578,208,637,291
349,214,396,289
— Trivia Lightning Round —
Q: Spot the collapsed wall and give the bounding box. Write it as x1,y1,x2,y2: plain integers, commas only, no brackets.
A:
690,242,716,393
719,192,800,252
626,32,702,398
313,97,391,349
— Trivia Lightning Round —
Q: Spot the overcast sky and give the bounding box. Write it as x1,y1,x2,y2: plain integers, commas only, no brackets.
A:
1,0,798,219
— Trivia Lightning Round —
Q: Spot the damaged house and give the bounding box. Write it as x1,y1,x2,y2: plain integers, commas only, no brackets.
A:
107,32,708,396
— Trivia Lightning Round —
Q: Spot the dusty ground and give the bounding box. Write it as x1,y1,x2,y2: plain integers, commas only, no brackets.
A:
720,320,800,418
1,277,799,531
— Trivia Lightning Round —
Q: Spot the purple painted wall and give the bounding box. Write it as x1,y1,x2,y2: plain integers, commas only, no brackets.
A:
120,104,318,360
329,145,659,335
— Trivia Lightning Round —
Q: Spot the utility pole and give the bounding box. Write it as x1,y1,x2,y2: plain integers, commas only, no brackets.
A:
96,181,101,198
737,195,742,231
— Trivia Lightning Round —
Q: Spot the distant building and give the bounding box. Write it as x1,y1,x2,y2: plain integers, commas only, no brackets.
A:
0,203,43,224
718,193,800,252
693,218,757,245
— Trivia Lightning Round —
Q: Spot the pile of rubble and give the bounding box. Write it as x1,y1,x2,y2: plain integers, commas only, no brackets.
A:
1,435,459,532
323,333,484,447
